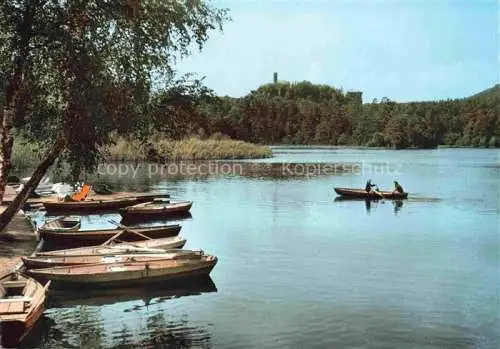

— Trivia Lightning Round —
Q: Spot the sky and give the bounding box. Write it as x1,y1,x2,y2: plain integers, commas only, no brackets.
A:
176,0,499,102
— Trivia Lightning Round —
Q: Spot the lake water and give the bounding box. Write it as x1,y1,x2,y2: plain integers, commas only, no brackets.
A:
4,147,500,348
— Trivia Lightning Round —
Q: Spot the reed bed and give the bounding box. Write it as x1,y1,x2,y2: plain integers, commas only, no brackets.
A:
105,136,272,162
11,135,272,174
12,139,45,172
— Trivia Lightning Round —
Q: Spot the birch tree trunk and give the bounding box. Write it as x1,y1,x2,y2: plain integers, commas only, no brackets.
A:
0,137,65,232
0,107,14,204
0,2,36,203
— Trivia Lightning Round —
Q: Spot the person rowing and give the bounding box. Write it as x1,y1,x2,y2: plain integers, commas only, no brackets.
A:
365,179,385,199
365,180,377,193
393,181,404,194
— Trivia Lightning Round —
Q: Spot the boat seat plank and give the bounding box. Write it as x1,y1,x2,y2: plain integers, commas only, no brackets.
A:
0,296,32,303
0,301,25,314
2,280,27,288
50,220,63,228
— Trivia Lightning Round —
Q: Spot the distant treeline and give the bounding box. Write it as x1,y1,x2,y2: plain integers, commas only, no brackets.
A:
152,82,499,149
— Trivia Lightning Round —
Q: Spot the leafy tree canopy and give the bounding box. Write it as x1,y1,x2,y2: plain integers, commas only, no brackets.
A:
2,0,229,174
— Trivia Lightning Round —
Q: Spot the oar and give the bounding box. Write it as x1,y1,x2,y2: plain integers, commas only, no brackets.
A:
43,280,52,292
101,228,127,246
111,238,161,251
372,188,385,202
108,219,153,241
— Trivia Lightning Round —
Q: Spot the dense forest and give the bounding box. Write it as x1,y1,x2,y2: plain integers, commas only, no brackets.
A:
153,81,499,149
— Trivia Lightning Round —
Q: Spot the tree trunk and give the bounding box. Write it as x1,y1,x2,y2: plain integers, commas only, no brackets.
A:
0,2,36,203
0,137,66,233
0,110,14,204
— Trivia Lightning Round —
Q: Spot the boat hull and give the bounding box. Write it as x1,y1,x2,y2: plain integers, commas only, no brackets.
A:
39,224,181,246
36,236,186,257
334,187,408,200
23,250,204,269
38,217,81,233
0,302,44,347
42,194,169,213
0,274,48,347
28,257,217,287
119,202,192,221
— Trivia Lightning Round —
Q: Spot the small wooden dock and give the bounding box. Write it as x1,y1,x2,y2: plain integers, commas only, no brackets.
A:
0,207,36,242
0,257,22,277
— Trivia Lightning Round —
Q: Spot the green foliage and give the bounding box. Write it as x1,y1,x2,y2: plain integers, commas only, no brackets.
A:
443,132,461,146
366,132,388,147
104,136,272,161
170,82,498,149
488,136,499,148
11,137,45,172
2,0,229,178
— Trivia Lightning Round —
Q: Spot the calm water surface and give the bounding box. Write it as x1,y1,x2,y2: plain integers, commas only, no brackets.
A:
4,147,500,348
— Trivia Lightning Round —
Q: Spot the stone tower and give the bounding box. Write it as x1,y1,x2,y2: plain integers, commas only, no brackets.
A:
346,91,363,105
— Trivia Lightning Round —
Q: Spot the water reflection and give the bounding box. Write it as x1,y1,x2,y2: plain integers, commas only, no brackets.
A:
56,161,359,190
136,312,213,349
27,277,217,349
365,199,372,213
334,197,404,215
392,200,403,215
48,277,217,308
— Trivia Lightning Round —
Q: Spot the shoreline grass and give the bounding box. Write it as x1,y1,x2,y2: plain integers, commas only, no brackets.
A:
12,139,46,173
104,136,272,162
12,136,272,172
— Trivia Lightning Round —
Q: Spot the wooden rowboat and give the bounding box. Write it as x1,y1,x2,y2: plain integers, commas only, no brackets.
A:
23,250,205,269
0,273,50,347
38,216,81,233
38,224,181,246
27,255,217,286
334,187,408,200
42,194,170,213
119,201,193,221
36,236,186,257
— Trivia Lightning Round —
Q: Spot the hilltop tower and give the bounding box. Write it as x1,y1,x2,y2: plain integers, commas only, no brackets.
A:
346,91,363,105
273,72,278,84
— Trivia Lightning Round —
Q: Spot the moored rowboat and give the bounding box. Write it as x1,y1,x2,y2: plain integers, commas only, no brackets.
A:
0,273,50,347
42,194,170,213
27,255,217,286
35,236,186,257
38,224,181,246
119,201,193,221
334,187,408,200
23,250,205,269
38,216,81,232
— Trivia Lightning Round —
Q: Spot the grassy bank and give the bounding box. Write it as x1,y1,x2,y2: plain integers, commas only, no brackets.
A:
12,136,272,172
12,139,46,173
104,136,272,161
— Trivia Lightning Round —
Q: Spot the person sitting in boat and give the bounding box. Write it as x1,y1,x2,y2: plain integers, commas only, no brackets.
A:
393,181,404,193
365,180,377,193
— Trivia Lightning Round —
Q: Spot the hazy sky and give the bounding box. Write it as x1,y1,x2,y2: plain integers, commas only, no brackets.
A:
177,0,498,102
